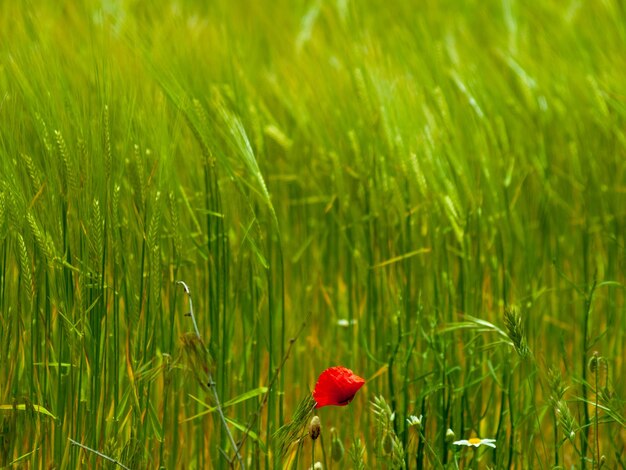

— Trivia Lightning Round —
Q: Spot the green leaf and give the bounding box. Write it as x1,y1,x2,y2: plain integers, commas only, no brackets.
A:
8,447,40,466
181,387,268,423
0,404,56,419
222,387,268,408
225,416,268,453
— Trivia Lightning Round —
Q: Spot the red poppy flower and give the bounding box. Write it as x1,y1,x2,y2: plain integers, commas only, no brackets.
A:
313,366,365,408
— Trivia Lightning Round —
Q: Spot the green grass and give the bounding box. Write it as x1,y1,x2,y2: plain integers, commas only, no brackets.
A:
1,0,625,468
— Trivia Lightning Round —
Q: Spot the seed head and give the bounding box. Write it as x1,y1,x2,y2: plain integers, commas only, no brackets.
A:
504,306,530,358
553,399,577,441
382,432,393,454
547,368,566,399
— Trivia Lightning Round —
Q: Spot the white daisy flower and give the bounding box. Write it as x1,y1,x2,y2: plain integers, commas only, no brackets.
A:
453,437,496,448
406,414,423,429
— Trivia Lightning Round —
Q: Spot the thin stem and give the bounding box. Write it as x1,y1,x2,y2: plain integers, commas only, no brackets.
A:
553,407,559,467
230,319,308,464
418,426,442,468
68,438,130,470
594,356,600,469
178,281,201,338
320,433,328,470
177,281,244,470
581,274,597,468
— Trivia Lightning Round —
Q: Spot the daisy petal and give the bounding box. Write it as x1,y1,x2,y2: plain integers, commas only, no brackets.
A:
453,440,470,446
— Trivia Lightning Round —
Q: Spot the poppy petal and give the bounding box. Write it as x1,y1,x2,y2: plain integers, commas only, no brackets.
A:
313,366,365,408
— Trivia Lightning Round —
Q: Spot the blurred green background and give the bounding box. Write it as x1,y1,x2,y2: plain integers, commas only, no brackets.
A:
0,0,625,468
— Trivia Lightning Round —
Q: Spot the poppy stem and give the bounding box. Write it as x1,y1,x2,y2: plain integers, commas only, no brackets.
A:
177,281,244,470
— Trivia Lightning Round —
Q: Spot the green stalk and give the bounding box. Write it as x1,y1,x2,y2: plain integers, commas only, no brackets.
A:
178,282,244,469
581,275,597,469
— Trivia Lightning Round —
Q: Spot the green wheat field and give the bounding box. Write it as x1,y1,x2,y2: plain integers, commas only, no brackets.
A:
1,1,625,468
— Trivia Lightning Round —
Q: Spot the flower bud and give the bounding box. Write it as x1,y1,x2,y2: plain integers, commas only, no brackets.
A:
406,414,422,432
309,416,321,441
588,352,600,374
330,428,344,462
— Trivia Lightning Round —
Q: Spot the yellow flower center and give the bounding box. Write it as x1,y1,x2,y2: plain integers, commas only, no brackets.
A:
468,438,482,445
